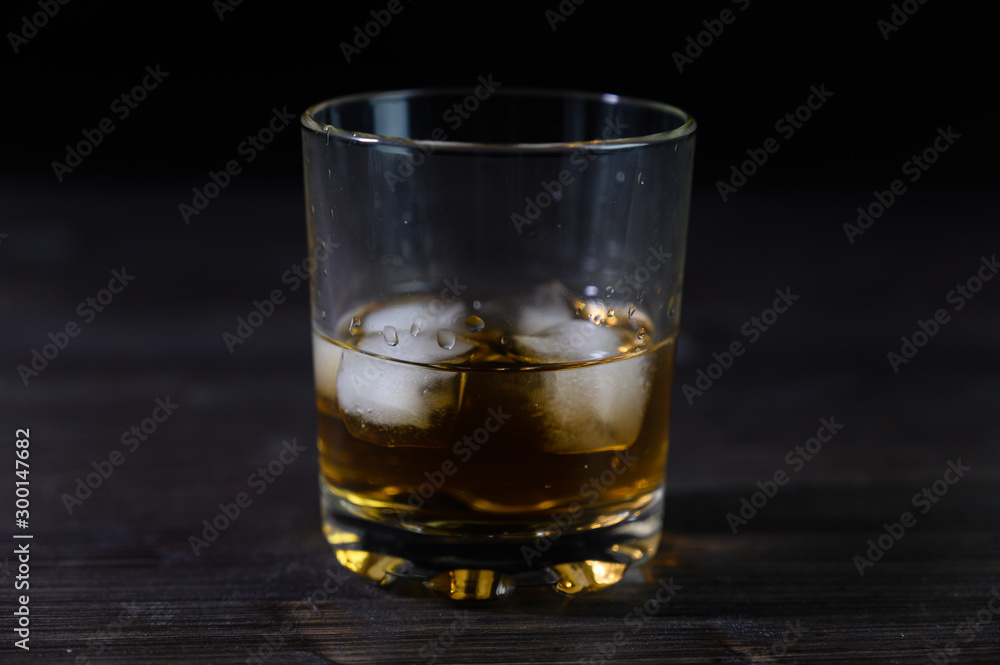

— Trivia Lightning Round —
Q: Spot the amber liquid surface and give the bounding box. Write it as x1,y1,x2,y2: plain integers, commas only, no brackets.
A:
313,285,675,537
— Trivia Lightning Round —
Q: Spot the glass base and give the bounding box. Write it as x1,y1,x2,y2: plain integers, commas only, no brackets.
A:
320,481,664,600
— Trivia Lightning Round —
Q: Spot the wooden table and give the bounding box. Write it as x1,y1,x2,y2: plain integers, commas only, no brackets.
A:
3,176,997,663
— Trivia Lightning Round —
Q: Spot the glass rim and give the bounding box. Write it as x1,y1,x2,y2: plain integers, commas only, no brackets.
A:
301,87,696,152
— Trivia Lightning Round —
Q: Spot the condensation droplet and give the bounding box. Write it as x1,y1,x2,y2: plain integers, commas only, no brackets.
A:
327,169,331,179
637,327,646,340
321,311,326,320
637,172,645,185
500,334,510,346
472,300,482,311
322,269,328,277
325,126,333,144
637,289,646,303
465,315,485,333
383,325,398,347
608,309,615,317
628,303,636,319
592,312,604,325
605,286,614,297
310,205,315,215
584,285,598,297
410,318,425,336
615,170,625,183
349,316,362,336
436,330,456,350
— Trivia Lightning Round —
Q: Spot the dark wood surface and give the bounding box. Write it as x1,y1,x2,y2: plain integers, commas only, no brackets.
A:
2,175,998,664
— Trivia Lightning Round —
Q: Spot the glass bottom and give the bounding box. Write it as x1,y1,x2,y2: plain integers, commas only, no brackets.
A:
320,480,664,600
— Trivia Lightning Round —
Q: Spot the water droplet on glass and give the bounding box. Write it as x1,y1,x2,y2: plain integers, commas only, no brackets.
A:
322,269,328,277
637,327,646,340
436,330,456,350
310,205,315,215
402,219,408,225
325,126,333,144
605,286,614,297
628,304,636,319
472,300,482,311
383,325,398,347
608,309,615,317
584,285,598,297
500,334,509,346
465,315,485,333
637,289,646,303
327,169,331,179
321,311,326,320
615,170,625,183
349,316,362,336
592,312,604,325
410,318,425,336
637,172,645,185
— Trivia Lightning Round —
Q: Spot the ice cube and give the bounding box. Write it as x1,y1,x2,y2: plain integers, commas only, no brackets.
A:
515,281,578,335
510,320,655,454
335,327,475,447
510,319,623,363
312,330,343,408
354,297,467,338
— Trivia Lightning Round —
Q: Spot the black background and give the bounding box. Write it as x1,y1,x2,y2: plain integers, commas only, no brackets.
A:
3,0,993,316
2,2,1000,662
4,1,991,183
